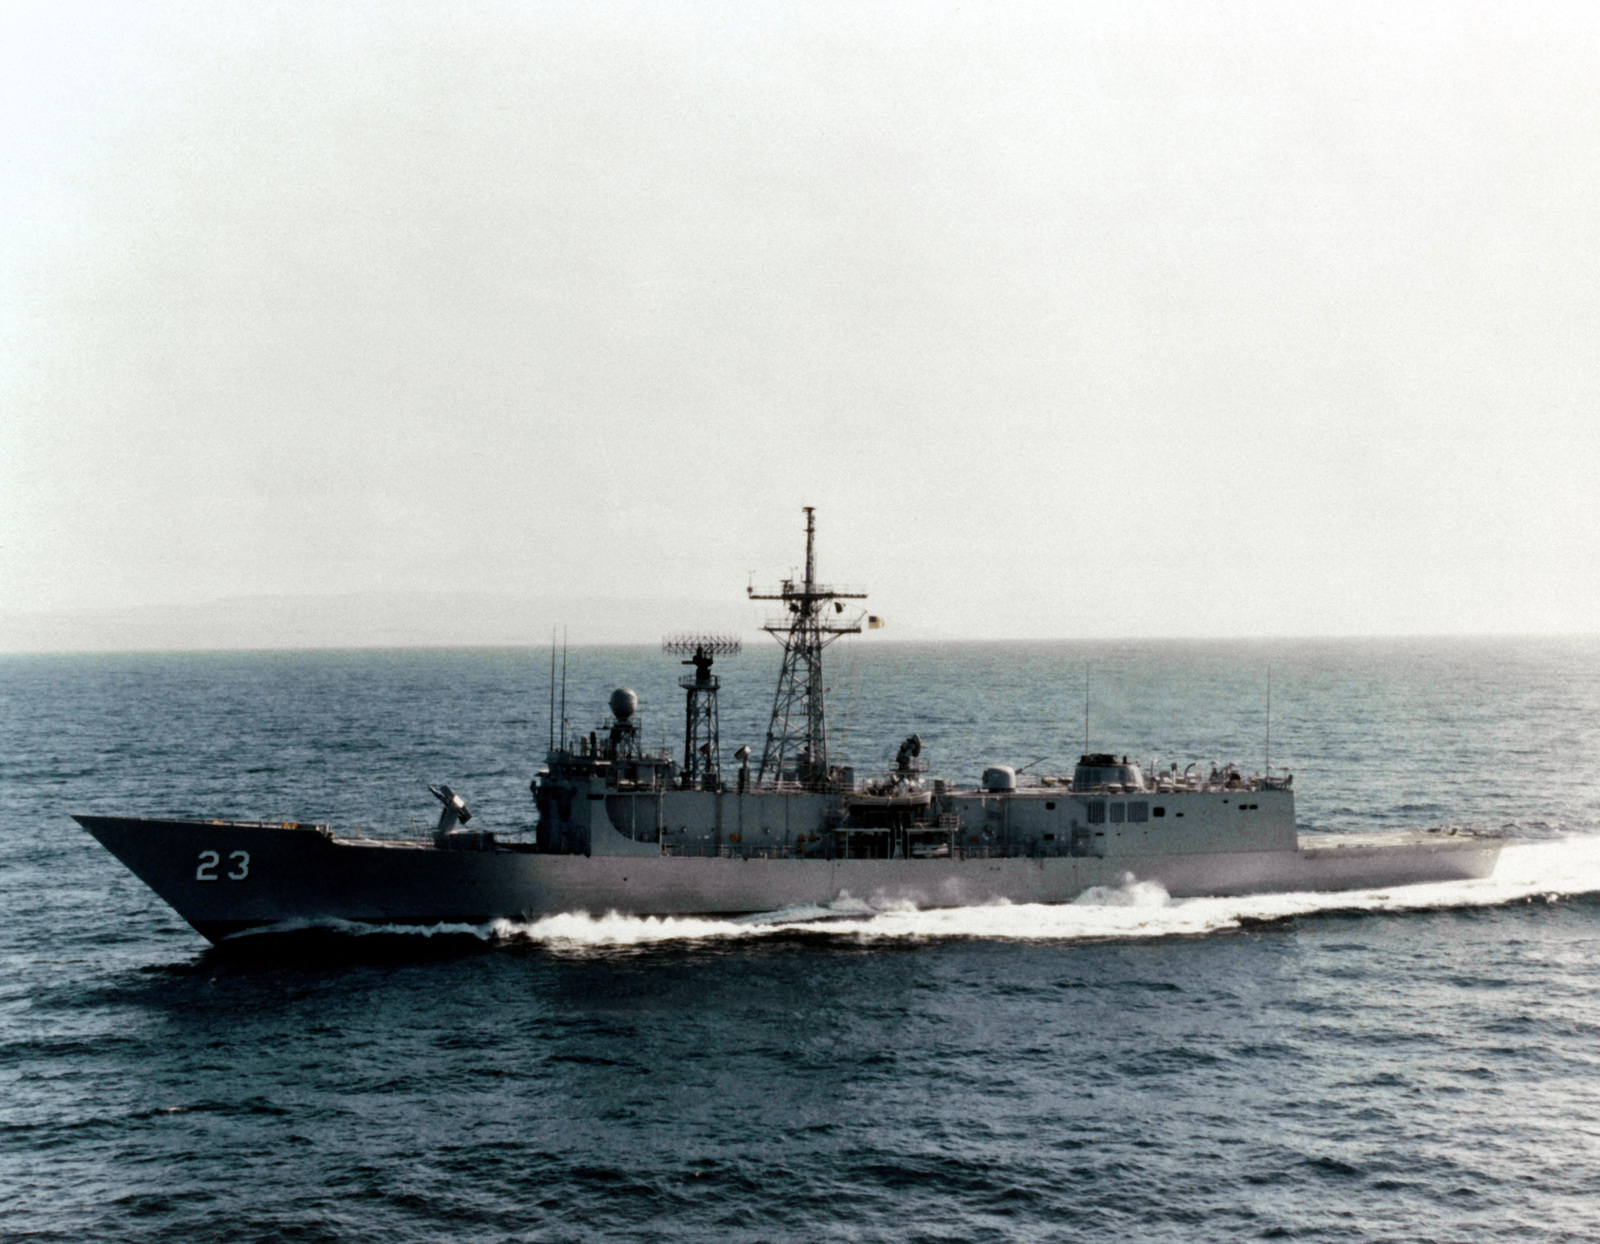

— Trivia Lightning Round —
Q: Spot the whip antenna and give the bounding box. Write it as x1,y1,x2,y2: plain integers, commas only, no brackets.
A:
1083,662,1090,757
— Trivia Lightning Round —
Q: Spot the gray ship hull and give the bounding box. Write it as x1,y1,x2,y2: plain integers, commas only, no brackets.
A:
76,815,1502,945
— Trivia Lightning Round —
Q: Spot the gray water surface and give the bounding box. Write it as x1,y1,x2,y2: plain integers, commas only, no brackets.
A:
3,639,1599,1242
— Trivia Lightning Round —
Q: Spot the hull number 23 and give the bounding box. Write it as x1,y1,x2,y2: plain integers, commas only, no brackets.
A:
196,850,250,882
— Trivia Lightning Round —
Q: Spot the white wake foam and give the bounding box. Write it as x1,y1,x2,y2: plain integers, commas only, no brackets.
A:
485,836,1600,950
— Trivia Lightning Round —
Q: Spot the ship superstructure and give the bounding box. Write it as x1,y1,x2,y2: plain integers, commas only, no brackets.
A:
529,512,1302,868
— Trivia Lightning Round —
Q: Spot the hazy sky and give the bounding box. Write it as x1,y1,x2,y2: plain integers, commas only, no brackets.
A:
3,1,1598,644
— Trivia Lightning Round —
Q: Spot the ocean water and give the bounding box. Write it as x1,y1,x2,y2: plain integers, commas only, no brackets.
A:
3,639,1600,1242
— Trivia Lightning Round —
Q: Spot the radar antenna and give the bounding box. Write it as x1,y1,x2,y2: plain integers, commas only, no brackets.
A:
661,633,742,789
748,507,867,788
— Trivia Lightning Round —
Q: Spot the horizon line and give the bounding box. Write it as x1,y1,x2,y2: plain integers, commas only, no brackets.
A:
5,632,1600,658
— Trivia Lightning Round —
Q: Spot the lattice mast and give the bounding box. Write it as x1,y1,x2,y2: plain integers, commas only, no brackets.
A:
661,634,741,790
749,507,867,788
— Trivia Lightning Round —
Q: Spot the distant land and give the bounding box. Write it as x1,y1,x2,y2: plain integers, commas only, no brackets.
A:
0,591,788,653
8,594,1588,655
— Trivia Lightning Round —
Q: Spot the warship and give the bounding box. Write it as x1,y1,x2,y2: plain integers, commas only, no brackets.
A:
76,509,1501,945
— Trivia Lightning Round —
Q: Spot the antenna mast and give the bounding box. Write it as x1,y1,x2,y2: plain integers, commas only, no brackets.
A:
662,633,742,789
559,629,568,751
1083,663,1090,758
1265,663,1272,777
749,507,867,789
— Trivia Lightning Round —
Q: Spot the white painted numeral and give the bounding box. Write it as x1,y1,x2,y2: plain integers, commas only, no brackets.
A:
197,849,251,881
